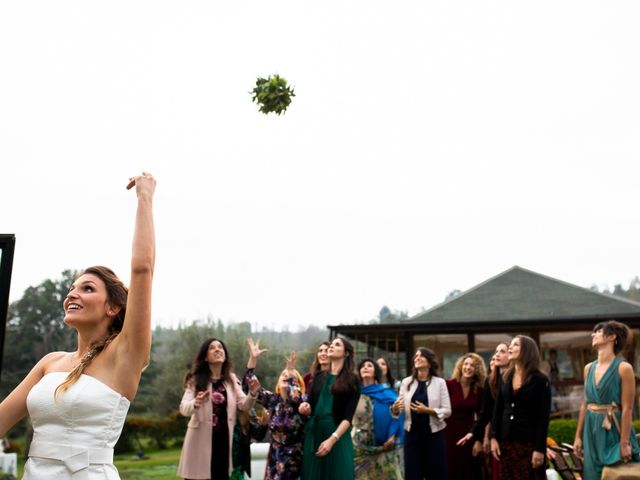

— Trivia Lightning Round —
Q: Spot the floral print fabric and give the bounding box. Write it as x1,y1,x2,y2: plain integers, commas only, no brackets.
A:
244,368,306,480
352,395,404,480
210,379,228,431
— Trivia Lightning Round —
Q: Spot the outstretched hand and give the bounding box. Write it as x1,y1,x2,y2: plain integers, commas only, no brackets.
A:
247,338,269,359
285,352,297,371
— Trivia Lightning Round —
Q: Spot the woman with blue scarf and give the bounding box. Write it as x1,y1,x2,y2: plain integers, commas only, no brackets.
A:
351,358,404,479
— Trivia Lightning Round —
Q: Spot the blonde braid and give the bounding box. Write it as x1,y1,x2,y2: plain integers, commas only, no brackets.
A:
55,332,119,399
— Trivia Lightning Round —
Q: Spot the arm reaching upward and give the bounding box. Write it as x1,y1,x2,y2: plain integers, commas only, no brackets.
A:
110,173,156,387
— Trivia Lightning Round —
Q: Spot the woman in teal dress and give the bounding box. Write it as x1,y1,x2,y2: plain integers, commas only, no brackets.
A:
299,337,360,480
574,321,640,480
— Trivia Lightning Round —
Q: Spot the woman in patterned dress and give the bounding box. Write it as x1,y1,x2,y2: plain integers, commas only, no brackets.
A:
352,358,404,480
244,338,307,480
490,336,550,480
177,338,260,480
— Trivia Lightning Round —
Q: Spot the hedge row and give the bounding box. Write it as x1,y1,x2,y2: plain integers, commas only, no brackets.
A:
115,411,187,453
547,418,640,445
103,415,640,455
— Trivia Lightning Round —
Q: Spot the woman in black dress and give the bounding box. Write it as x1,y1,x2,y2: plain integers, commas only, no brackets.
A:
490,335,551,480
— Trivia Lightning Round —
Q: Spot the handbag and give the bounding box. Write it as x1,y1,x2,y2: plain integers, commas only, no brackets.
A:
601,462,640,480
598,402,640,480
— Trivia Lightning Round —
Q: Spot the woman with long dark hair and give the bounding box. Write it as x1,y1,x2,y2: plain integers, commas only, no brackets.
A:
0,173,156,479
376,357,401,391
304,342,330,392
177,338,259,480
392,347,451,480
490,336,550,480
352,358,404,480
445,352,487,479
457,343,509,480
299,337,360,480
573,321,640,479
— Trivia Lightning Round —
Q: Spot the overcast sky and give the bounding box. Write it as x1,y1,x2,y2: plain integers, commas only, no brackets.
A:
1,1,639,331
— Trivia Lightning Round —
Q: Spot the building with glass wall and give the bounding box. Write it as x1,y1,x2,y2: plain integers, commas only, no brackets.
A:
328,266,640,417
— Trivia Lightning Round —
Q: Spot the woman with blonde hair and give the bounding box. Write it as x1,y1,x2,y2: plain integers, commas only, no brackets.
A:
0,173,157,479
243,338,308,480
457,343,510,480
445,352,487,479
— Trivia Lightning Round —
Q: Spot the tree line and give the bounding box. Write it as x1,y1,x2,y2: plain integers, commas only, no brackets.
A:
4,270,640,420
0,270,328,427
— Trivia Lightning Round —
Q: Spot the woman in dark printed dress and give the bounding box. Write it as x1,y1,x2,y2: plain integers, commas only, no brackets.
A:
490,336,551,480
245,338,307,480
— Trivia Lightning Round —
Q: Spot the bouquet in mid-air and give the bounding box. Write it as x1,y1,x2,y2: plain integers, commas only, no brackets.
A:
250,74,295,115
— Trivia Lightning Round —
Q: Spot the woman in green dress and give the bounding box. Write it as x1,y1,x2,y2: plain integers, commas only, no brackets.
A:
299,337,360,480
573,321,640,480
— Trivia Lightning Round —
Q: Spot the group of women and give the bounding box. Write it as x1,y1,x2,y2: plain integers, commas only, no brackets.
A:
0,174,636,480
175,326,640,480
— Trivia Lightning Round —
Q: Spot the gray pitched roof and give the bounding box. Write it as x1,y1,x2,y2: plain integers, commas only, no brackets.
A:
405,266,640,324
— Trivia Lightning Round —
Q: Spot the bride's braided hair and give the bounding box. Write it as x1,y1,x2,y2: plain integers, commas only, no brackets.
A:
55,266,127,398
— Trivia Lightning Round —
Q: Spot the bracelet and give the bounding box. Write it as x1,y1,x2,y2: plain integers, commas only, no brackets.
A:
331,432,340,441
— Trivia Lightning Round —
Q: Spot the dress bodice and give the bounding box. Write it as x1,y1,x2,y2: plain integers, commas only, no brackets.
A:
585,357,622,404
24,372,130,479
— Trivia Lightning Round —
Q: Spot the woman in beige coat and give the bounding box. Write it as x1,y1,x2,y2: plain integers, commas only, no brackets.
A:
177,338,259,480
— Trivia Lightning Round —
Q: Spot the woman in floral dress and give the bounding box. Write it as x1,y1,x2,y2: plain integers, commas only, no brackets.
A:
177,338,259,480
352,358,404,480
245,338,307,480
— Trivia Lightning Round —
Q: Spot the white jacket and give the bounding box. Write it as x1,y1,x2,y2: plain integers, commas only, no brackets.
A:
397,375,451,433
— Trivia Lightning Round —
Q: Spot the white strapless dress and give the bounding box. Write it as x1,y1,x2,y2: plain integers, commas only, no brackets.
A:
25,372,130,479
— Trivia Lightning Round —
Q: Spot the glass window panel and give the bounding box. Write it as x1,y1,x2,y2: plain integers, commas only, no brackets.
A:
413,334,467,378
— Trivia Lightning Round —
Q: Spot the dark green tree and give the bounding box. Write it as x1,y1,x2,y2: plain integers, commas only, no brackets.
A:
1,270,78,397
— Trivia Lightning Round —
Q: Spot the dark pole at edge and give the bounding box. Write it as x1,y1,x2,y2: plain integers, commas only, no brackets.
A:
0,234,16,384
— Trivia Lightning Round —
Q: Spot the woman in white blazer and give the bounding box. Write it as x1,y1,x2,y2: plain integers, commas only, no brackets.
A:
177,338,259,480
392,347,451,480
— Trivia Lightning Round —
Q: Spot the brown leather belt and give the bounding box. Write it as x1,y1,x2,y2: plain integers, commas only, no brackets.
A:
587,402,621,433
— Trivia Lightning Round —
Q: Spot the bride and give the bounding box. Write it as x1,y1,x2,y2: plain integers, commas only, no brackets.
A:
0,172,156,479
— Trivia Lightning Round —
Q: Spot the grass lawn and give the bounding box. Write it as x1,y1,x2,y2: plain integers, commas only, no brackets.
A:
10,448,181,480
114,448,181,479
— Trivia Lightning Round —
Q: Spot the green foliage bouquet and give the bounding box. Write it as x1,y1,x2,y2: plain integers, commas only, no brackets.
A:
250,74,295,115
